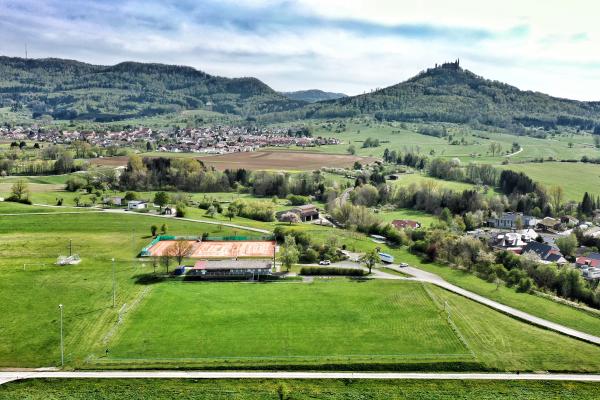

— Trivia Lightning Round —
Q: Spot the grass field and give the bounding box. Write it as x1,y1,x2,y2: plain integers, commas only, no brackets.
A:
2,379,600,399
270,120,600,163
0,212,256,367
104,280,469,367
503,162,600,201
378,208,438,228
2,206,600,372
390,173,478,192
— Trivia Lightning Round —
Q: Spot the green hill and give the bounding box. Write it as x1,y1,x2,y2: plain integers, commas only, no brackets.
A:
0,56,305,122
263,61,600,132
2,57,600,132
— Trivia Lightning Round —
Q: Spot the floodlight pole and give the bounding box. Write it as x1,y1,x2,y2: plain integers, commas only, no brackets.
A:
112,258,116,308
58,304,64,367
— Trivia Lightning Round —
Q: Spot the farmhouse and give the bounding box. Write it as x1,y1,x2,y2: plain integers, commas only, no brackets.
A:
487,212,537,229
278,204,320,222
391,219,421,229
521,241,567,265
188,259,273,278
127,200,148,210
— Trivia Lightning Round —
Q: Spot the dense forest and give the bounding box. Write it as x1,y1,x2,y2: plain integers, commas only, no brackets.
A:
280,89,347,103
0,57,305,122
3,57,600,134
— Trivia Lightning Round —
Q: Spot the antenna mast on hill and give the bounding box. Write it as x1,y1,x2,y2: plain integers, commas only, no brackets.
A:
25,42,28,59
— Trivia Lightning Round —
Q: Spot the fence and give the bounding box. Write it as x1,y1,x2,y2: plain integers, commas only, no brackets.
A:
140,234,275,256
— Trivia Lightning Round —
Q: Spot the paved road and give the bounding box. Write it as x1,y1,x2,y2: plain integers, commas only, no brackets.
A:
392,265,600,346
1,371,600,385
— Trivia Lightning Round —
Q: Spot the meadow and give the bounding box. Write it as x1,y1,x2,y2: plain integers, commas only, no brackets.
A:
2,379,599,400
2,204,600,372
0,211,253,367
104,280,470,367
502,161,600,202
270,119,600,164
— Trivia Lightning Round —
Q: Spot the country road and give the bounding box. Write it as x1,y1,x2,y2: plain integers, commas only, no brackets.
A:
392,265,600,346
1,371,600,386
0,204,271,234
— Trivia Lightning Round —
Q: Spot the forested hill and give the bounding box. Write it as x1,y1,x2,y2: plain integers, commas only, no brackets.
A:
263,62,600,132
0,56,305,122
280,89,347,103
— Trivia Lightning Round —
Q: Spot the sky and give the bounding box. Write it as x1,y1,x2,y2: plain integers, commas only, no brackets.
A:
0,0,599,100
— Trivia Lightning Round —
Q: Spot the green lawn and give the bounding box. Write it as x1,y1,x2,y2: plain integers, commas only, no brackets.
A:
287,225,600,338
0,212,257,367
503,162,600,201
2,206,600,372
378,208,438,228
270,120,600,164
2,379,599,400
390,173,477,192
105,280,470,367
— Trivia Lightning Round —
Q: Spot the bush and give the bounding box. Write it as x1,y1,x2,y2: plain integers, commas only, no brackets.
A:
287,194,309,206
175,202,187,218
299,267,366,276
65,176,87,192
5,196,32,205
231,199,275,222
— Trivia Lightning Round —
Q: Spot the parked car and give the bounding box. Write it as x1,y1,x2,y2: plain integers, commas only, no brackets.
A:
399,262,409,268
319,260,331,265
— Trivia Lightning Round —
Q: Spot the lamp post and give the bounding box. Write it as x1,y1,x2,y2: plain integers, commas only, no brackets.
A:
112,258,116,308
58,304,64,367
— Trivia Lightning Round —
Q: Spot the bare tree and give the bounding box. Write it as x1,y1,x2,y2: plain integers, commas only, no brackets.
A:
10,179,29,201
169,240,193,265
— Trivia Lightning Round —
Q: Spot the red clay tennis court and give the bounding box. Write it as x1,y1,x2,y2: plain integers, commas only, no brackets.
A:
146,240,276,259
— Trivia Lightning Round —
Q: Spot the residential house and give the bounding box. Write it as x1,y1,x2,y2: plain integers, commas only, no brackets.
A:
487,212,538,229
127,200,148,210
491,229,539,250
576,252,600,269
561,215,579,226
521,241,567,265
537,217,561,232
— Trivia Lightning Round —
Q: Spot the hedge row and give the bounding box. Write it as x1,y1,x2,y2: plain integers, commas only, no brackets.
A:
300,266,366,276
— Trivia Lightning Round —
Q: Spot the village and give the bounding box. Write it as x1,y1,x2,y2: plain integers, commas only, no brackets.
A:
455,212,600,280
0,125,341,154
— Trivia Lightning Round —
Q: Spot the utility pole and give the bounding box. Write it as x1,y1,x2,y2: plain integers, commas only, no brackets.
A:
112,258,116,308
132,229,135,260
58,304,64,367
69,239,72,257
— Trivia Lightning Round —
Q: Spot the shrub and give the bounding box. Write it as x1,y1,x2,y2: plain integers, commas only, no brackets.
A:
299,267,366,276
175,202,187,218
65,176,87,192
287,194,309,206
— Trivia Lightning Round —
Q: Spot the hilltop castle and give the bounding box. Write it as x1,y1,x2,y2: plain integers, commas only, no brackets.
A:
434,59,460,70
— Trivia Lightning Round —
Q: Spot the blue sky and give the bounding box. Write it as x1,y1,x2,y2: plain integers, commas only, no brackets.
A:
0,0,598,99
